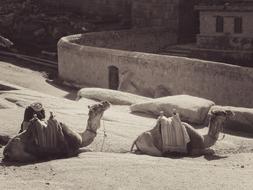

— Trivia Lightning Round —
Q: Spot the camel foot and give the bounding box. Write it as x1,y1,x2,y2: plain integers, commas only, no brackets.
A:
189,149,203,157
78,148,93,154
133,149,143,155
204,148,215,155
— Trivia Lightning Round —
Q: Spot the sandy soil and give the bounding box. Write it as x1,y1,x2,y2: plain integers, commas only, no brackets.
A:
0,60,77,99
0,60,253,190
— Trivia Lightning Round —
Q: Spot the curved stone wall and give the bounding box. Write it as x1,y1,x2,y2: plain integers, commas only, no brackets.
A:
58,30,253,108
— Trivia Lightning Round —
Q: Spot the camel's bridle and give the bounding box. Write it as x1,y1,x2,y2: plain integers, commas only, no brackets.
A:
87,128,97,135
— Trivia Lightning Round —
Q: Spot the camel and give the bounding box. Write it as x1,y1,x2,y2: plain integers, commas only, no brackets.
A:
2,101,110,162
130,109,234,157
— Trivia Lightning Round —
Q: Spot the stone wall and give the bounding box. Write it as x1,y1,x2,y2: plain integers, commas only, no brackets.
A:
197,35,253,50
41,0,131,22
41,0,199,43
190,48,253,67
71,27,177,53
131,0,180,30
58,33,253,108
131,0,199,43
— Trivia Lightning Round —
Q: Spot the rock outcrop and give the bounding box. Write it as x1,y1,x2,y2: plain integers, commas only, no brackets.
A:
130,95,215,124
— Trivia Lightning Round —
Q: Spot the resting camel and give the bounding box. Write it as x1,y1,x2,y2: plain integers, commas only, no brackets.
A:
2,101,110,162
130,109,234,157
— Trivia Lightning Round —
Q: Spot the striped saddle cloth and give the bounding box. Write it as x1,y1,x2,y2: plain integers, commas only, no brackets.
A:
159,114,190,153
28,117,65,149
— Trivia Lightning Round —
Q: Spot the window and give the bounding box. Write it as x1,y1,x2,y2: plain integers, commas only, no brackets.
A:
234,17,242,33
216,16,224,33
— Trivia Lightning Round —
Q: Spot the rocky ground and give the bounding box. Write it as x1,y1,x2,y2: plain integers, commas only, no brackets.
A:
1,60,253,190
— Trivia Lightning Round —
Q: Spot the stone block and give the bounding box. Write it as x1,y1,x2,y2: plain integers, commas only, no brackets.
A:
130,95,215,124
77,88,152,105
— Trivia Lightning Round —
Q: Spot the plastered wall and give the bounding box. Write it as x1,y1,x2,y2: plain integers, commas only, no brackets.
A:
58,31,253,108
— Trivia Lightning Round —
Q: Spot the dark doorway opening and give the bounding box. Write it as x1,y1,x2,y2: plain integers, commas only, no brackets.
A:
108,66,119,90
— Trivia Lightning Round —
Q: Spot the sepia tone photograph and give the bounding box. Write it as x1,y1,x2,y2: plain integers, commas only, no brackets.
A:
0,0,253,189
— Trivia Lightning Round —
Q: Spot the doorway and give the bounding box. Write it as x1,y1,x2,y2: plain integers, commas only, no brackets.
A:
108,66,119,90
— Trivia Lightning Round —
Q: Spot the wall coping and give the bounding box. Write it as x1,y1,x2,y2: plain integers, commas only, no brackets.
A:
59,33,253,72
195,5,253,11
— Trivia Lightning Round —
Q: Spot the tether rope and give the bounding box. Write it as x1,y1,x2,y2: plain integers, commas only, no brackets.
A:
100,120,107,152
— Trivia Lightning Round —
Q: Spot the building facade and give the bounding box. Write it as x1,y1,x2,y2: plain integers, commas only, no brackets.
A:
194,0,253,65
132,0,199,43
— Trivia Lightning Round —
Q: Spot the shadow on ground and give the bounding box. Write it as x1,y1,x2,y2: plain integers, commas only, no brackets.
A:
45,79,78,100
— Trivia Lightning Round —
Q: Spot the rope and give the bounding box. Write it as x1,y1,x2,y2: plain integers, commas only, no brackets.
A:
100,120,107,152
218,123,226,141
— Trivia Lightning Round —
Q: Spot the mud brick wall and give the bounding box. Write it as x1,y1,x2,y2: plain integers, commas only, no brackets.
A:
131,0,180,30
58,33,253,108
41,0,131,21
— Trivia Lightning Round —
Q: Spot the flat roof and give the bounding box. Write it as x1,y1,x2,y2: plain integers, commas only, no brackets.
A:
195,5,253,11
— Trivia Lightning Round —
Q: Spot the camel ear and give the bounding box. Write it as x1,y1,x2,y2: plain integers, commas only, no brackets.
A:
210,110,217,116
88,105,91,110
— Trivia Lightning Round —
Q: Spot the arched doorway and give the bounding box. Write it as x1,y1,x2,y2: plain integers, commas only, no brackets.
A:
108,66,119,90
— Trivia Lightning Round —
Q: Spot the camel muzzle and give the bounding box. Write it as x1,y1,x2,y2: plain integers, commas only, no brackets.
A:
101,101,111,110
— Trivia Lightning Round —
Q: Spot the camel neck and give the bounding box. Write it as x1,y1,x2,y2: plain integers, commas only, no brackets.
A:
204,117,221,148
79,116,101,147
86,117,101,132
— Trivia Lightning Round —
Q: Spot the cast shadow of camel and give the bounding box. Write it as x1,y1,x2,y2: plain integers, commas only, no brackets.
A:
203,154,228,161
163,151,228,161
167,149,228,161
0,148,92,166
130,148,228,161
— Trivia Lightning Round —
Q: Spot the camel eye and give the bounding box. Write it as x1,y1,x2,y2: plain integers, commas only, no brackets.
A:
13,138,20,142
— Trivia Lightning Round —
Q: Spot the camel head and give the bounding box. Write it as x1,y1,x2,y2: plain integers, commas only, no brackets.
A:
87,101,110,131
208,109,234,140
3,132,35,163
88,101,110,117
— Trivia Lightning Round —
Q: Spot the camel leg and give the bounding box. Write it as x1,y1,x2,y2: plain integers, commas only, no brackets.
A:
203,148,215,155
189,149,205,157
136,132,162,157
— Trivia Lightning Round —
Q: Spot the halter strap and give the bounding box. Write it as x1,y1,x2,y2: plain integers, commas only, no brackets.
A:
86,128,97,135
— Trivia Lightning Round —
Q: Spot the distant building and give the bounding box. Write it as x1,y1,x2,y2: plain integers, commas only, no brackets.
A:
132,0,199,43
194,0,253,66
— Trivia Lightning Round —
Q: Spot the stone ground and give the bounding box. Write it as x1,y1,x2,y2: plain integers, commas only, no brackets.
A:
1,60,253,190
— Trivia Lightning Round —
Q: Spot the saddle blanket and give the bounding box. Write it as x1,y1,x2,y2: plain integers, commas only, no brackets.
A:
29,117,65,149
159,114,190,153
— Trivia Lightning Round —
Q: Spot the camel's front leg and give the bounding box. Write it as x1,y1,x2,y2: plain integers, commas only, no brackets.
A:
135,132,163,157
